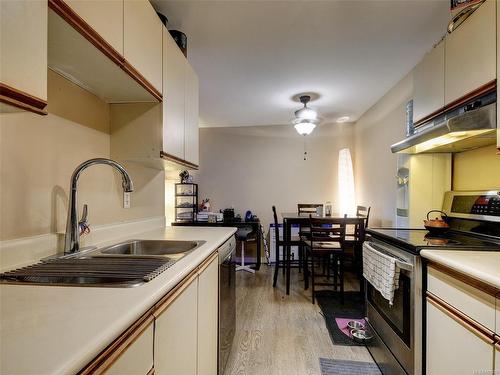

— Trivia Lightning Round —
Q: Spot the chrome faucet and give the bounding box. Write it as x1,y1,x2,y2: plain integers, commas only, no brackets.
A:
64,158,134,254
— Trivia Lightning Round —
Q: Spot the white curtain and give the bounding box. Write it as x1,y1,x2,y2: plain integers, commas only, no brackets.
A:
338,148,356,216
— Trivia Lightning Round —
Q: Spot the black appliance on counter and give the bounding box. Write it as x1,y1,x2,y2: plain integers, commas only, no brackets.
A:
364,190,500,375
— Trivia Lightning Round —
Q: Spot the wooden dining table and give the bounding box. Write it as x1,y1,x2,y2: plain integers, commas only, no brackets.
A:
280,212,367,295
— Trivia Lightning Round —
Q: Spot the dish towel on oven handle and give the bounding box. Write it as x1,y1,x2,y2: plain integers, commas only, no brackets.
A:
362,243,401,306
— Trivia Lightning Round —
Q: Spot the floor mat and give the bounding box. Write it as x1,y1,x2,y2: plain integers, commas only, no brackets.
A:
319,358,381,375
315,290,365,346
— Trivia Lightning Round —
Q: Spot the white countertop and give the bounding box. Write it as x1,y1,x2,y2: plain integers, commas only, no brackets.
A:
420,249,500,290
0,226,236,375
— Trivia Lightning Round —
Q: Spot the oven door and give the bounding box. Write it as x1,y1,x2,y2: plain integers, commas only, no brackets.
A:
364,241,420,375
367,273,411,347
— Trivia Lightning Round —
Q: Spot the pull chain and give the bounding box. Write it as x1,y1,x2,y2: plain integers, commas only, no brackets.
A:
303,136,307,160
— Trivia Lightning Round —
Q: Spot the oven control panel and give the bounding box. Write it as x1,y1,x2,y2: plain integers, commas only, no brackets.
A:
450,193,500,217
471,196,500,216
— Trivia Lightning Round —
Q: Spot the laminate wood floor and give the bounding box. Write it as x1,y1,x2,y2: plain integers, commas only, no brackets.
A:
224,265,374,375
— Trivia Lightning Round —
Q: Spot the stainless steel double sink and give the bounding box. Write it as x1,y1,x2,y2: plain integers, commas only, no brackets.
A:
0,240,205,288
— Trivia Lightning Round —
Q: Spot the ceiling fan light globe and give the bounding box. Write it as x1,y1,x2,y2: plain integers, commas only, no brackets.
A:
294,121,316,135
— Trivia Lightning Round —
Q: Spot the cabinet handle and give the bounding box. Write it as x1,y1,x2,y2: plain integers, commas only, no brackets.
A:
426,292,495,345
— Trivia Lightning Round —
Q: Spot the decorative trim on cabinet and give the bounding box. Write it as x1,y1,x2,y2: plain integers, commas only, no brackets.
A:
414,79,496,127
427,291,496,345
153,269,199,317
153,250,217,317
79,314,154,374
160,151,199,170
427,262,499,297
0,83,48,115
48,0,162,102
445,79,496,113
413,107,445,127
197,252,218,274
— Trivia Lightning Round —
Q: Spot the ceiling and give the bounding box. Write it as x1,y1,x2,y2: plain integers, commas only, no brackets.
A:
152,0,450,128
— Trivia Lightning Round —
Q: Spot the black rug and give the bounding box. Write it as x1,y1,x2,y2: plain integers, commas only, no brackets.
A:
315,290,365,346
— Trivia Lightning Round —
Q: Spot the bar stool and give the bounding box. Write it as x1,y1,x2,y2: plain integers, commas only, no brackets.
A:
236,226,255,273
272,206,303,288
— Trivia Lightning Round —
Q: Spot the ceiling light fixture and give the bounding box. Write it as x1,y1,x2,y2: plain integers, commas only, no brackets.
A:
293,95,318,135
294,120,317,136
336,116,350,123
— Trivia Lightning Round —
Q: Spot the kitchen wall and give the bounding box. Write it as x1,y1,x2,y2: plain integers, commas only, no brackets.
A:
453,145,500,190
0,70,165,242
354,72,413,227
193,123,354,229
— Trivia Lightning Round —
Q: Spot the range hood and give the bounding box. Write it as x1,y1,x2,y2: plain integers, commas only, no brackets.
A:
391,91,497,154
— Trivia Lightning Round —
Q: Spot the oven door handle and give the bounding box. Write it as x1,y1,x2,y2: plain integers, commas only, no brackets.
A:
363,242,414,272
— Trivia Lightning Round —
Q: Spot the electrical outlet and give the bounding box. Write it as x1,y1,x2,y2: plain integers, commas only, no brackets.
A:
123,192,131,209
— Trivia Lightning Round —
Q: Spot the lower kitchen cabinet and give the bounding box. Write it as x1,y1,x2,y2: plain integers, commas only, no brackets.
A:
426,298,494,375
105,322,154,375
154,276,198,375
154,253,219,375
80,252,220,375
426,265,498,375
496,343,500,372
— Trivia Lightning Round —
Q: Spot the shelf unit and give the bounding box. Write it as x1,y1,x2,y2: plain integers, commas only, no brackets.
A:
174,183,198,223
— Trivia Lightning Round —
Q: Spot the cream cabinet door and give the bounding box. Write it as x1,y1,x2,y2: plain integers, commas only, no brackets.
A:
185,63,200,166
426,299,494,375
64,0,123,55
105,323,154,375
154,278,198,375
413,40,445,123
495,343,500,372
124,0,162,93
445,0,496,105
0,0,47,100
162,28,186,159
197,256,219,375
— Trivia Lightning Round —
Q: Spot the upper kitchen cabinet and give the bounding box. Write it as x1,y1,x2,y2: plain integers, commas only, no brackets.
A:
184,63,200,166
161,28,200,169
48,0,161,103
0,0,47,115
162,27,186,160
445,0,496,106
413,40,445,124
63,0,123,55
124,0,163,95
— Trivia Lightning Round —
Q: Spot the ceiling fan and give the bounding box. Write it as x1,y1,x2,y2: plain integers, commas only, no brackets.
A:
293,95,319,135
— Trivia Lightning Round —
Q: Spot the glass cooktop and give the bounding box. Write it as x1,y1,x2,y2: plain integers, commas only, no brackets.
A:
367,228,500,253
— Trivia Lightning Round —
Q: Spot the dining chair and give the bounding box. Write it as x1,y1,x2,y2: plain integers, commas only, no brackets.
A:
297,203,324,237
303,216,346,304
297,203,324,215
356,205,371,228
345,205,371,243
272,206,303,288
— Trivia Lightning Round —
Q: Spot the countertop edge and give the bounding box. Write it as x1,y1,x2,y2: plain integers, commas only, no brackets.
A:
420,250,500,290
